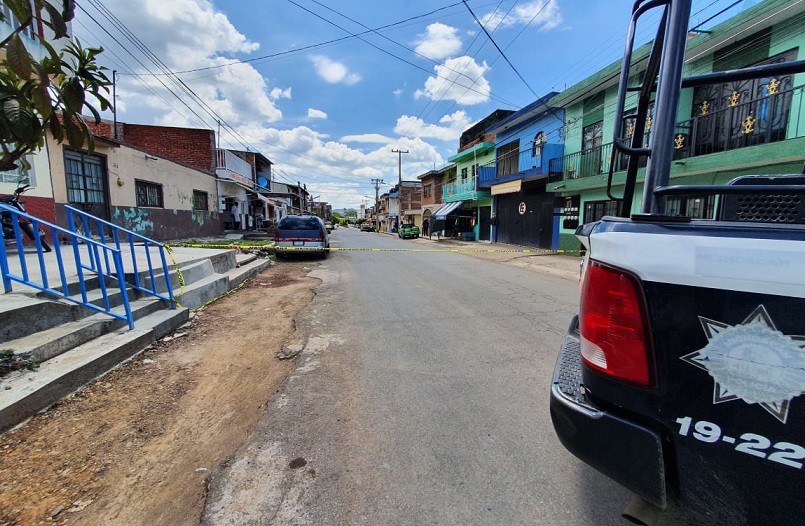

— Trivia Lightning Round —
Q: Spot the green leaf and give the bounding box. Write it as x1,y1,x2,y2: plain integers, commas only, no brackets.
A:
7,0,33,28
42,2,68,39
61,0,76,22
63,115,85,149
2,98,22,124
39,39,61,66
49,112,64,142
31,83,52,118
9,104,37,143
62,76,85,113
6,34,33,80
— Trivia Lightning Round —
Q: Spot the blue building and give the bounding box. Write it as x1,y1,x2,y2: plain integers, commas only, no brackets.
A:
481,93,564,249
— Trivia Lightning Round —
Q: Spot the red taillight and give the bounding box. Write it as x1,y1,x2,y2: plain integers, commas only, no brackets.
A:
317,231,323,241
579,261,652,387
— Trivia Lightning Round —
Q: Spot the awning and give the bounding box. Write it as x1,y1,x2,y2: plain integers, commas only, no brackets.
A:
434,201,463,219
491,179,522,195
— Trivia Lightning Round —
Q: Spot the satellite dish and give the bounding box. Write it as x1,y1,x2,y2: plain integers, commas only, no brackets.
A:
257,176,268,187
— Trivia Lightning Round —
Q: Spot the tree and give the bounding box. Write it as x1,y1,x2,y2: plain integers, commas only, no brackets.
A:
0,0,111,171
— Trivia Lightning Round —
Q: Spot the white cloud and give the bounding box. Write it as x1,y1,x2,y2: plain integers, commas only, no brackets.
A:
393,110,473,141
308,108,328,119
413,23,462,60
80,0,285,127
393,88,403,97
270,87,292,100
340,134,395,144
309,55,361,85
237,126,445,208
481,0,563,31
414,57,490,105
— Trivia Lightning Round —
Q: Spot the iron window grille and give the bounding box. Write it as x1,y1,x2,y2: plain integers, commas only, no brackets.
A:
136,180,164,208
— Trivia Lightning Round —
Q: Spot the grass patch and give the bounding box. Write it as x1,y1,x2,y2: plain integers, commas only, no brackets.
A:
0,349,39,377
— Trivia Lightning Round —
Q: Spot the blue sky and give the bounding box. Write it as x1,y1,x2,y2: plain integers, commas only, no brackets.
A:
73,0,757,209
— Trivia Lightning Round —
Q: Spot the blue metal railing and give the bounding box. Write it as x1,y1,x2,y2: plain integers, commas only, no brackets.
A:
64,205,175,306
0,204,135,329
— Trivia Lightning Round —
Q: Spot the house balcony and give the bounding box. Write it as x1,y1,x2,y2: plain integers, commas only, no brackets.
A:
442,177,491,202
215,149,254,189
479,143,562,187
548,83,805,184
672,83,804,161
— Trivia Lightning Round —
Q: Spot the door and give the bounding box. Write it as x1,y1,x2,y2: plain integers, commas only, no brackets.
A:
478,206,491,241
64,151,110,221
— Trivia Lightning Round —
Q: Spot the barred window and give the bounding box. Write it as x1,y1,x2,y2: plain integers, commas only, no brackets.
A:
583,199,620,223
192,190,209,210
136,181,163,208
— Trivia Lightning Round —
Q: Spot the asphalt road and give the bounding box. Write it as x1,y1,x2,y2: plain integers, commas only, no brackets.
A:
203,227,633,525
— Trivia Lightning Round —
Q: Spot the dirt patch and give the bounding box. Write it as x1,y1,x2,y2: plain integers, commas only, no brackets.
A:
0,261,319,526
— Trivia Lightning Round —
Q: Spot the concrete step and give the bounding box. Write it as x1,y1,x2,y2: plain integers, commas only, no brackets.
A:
1,296,174,362
0,258,218,343
228,255,272,288
0,306,189,432
0,246,255,431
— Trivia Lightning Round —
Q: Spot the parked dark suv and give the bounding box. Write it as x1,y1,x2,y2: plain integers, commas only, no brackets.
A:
274,215,329,259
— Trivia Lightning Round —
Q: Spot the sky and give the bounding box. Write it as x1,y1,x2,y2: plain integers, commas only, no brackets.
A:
72,0,759,210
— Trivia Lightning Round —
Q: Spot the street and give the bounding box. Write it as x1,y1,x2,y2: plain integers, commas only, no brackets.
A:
204,227,632,525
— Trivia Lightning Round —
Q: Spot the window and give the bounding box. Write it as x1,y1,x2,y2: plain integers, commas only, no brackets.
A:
192,190,209,211
691,48,797,156
666,195,715,219
584,199,620,223
582,121,603,151
580,121,604,177
472,164,478,178
460,167,468,181
136,181,164,208
532,131,547,156
1,5,37,40
496,140,520,178
65,151,106,204
423,185,432,198
0,156,35,185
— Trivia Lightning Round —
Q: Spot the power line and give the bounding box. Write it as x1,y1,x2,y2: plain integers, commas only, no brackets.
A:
461,0,538,98
285,0,520,108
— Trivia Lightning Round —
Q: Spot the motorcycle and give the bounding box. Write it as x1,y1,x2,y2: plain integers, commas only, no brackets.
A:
1,180,53,253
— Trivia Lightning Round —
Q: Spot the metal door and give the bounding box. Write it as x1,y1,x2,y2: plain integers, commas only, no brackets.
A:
64,151,110,221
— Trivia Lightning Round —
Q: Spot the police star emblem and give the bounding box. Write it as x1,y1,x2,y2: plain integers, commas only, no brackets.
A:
681,305,805,424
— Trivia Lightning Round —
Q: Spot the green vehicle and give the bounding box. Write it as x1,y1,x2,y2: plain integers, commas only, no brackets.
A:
398,223,419,239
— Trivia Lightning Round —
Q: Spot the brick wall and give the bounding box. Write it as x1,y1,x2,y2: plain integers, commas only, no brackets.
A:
401,186,422,210
119,124,216,173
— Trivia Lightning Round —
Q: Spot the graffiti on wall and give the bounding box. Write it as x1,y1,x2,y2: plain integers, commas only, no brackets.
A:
113,207,155,234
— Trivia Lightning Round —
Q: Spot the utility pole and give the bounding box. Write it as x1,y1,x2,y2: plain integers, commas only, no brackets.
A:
371,178,384,229
391,149,408,228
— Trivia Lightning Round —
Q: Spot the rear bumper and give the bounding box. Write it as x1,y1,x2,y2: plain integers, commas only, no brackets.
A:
550,318,667,508
274,242,326,255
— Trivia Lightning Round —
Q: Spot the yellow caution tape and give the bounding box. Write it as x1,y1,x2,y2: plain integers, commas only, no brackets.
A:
166,243,582,255
163,244,185,308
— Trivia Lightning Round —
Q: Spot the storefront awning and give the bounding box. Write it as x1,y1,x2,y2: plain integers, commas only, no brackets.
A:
434,201,463,219
491,179,522,195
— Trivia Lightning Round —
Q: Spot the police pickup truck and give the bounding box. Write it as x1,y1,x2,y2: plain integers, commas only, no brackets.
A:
549,1,805,524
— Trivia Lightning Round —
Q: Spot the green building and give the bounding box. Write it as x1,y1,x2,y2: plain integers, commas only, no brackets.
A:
546,0,805,250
